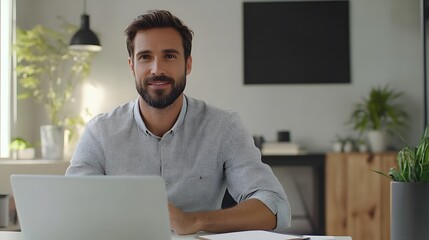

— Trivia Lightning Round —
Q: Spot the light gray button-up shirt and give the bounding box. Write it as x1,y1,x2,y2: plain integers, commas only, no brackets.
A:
66,95,291,230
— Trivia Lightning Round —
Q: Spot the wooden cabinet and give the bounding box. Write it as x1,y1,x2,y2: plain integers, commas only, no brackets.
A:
325,152,396,240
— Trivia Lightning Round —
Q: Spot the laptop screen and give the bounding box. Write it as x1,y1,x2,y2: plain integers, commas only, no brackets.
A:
11,175,171,240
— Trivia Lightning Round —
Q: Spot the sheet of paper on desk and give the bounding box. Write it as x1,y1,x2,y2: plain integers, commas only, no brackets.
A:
303,236,335,240
195,230,333,240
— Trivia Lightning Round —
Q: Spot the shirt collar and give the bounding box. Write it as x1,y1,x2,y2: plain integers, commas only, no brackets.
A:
133,95,188,138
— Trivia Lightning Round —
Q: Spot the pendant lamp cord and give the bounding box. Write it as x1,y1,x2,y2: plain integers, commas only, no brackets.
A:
83,0,87,14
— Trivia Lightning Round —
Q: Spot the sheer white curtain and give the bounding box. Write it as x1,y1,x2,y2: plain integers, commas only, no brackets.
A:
0,0,15,159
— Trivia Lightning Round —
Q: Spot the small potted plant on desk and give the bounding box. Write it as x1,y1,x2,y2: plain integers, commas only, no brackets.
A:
348,84,408,152
375,125,429,240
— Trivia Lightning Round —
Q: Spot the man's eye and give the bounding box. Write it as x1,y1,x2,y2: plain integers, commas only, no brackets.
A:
138,55,151,60
165,54,176,59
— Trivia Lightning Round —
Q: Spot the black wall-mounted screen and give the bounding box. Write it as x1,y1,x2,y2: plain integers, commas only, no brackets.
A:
243,1,350,84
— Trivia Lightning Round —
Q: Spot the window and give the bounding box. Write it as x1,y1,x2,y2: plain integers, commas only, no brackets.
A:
0,0,15,158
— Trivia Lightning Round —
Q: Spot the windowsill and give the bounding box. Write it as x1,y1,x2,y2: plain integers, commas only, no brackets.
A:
0,160,70,195
0,159,70,164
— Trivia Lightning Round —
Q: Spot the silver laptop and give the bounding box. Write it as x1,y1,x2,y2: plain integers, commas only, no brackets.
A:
10,174,171,240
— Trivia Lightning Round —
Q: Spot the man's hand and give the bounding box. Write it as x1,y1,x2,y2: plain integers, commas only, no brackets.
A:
168,199,276,235
169,202,200,235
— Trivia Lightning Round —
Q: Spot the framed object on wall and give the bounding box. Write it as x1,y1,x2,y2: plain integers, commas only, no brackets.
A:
243,1,350,84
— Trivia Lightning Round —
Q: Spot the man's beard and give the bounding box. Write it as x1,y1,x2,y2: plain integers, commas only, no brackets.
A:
136,74,186,109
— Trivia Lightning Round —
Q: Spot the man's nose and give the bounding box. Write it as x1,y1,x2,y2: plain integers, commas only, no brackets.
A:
150,59,165,75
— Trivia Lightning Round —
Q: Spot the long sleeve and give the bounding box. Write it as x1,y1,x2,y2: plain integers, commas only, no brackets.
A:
221,112,291,231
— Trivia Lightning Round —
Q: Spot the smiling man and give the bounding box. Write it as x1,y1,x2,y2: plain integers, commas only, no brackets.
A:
66,10,291,234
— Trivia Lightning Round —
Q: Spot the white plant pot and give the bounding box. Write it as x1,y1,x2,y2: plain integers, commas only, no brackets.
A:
40,125,64,160
367,130,387,153
16,148,35,160
332,141,343,152
343,141,353,152
358,143,368,153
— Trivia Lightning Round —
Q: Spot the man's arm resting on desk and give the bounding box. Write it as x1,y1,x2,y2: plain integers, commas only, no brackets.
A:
169,198,276,235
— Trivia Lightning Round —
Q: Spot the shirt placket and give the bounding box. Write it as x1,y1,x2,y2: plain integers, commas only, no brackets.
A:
159,132,173,187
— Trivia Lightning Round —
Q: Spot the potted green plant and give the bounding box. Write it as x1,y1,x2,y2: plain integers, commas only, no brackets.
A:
348,84,408,152
14,22,96,160
374,125,429,240
9,137,35,160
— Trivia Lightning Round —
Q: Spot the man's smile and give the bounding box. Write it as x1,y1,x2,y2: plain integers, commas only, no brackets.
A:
147,80,172,89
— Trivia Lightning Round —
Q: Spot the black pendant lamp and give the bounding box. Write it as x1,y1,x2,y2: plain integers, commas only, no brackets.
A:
69,0,102,52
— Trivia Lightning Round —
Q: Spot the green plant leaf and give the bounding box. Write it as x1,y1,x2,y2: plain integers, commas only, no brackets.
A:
9,137,32,150
15,22,96,140
348,84,408,134
380,125,429,182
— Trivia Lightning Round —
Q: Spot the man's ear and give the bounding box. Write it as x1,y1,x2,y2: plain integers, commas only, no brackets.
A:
128,57,135,76
186,55,192,76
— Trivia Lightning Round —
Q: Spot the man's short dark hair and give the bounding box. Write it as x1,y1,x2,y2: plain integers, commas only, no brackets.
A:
124,10,193,61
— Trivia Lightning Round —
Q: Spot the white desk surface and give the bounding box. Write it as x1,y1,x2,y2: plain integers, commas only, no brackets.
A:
0,231,351,240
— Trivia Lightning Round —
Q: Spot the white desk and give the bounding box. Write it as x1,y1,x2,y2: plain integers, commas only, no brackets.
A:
0,231,352,240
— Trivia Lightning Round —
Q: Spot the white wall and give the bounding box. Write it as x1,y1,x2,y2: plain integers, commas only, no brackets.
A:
15,0,424,153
